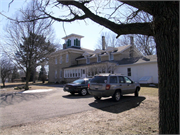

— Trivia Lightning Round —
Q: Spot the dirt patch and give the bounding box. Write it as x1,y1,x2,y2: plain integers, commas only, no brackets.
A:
0,95,159,134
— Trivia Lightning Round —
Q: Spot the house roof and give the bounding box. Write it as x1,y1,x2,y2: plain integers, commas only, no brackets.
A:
116,45,131,53
62,33,84,40
76,45,132,60
116,55,157,65
65,55,157,69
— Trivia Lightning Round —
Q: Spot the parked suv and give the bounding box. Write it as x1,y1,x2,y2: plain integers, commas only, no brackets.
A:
64,78,91,96
88,73,140,102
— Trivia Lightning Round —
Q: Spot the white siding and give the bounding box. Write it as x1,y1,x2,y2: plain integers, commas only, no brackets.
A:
115,62,158,84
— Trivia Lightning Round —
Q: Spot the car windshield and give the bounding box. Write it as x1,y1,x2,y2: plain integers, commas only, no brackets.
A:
91,76,108,83
72,79,85,84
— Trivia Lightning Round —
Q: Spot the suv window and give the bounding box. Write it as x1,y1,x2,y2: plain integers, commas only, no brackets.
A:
124,76,132,84
109,76,118,83
91,76,107,83
118,76,125,83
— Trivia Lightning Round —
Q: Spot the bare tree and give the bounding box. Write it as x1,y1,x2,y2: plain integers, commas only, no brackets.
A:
0,56,13,87
95,31,122,49
2,0,56,90
135,35,156,55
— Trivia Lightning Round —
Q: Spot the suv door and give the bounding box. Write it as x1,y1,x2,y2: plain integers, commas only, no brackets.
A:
118,76,129,94
109,76,118,90
124,76,136,93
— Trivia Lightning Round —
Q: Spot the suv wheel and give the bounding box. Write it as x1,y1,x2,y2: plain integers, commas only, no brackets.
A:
135,88,139,97
112,90,121,102
80,89,87,96
94,96,101,100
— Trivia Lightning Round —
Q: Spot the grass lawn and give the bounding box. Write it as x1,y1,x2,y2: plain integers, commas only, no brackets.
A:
140,86,158,97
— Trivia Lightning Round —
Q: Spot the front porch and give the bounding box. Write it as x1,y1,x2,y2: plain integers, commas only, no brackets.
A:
63,62,117,82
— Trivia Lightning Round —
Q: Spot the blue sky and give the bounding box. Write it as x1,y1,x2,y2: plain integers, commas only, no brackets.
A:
0,0,115,51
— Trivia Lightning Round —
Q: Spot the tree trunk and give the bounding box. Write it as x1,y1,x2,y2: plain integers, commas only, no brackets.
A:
153,2,179,134
2,80,5,87
25,68,30,90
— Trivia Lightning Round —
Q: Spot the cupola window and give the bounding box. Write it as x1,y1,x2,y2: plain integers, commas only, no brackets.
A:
66,39,71,47
74,39,80,46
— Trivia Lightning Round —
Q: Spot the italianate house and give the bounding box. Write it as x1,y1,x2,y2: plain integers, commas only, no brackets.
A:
48,33,158,84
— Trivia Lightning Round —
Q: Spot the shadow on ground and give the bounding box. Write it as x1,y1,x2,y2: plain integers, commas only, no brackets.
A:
89,96,146,114
62,93,93,99
0,92,49,108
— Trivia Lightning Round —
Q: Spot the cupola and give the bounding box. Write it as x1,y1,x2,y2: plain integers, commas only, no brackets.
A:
62,33,84,49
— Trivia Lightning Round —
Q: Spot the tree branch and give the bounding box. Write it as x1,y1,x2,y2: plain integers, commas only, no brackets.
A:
119,1,155,15
56,1,153,37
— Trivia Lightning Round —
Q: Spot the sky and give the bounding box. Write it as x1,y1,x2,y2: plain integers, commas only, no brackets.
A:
0,0,115,51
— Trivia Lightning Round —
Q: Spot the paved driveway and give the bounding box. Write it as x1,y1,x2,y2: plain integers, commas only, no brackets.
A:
0,88,137,127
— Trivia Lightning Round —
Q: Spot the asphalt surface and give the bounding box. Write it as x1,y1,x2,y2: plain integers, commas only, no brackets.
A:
0,88,135,128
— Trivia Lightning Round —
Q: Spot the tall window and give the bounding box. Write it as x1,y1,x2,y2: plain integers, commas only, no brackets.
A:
74,39,80,46
66,53,69,63
55,57,57,64
55,70,57,79
127,68,131,76
86,56,90,64
97,54,101,62
60,55,62,64
60,70,62,78
66,39,71,47
109,52,114,60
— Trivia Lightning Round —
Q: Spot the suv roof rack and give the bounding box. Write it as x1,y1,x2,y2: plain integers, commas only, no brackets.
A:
95,73,124,76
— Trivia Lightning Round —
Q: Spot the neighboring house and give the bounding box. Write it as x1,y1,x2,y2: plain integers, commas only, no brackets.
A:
48,33,158,84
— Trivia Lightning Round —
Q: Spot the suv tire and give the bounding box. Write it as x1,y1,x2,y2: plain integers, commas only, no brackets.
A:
135,88,139,97
80,89,87,96
112,90,121,102
94,96,101,100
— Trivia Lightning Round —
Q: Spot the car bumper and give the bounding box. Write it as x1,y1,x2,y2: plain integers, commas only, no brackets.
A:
63,87,81,93
88,89,115,97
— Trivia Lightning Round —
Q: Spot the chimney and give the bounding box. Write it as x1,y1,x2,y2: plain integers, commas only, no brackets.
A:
130,36,134,46
63,43,66,49
102,36,106,50
129,36,134,58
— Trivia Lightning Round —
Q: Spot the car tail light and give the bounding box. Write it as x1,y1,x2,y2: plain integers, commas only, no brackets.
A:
106,84,111,90
88,83,90,89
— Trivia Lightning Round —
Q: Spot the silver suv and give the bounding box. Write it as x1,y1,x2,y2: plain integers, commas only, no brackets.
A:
88,73,140,102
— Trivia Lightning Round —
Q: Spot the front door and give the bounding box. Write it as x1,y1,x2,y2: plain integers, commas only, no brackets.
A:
81,69,86,78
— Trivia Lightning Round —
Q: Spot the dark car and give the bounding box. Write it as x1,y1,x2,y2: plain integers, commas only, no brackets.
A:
63,78,91,96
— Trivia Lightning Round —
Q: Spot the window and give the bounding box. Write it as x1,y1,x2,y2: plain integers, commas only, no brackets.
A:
109,52,114,60
60,56,62,64
60,70,62,78
110,76,118,83
97,55,101,62
55,57,57,64
127,68,131,76
66,39,71,47
55,70,57,79
74,39,80,46
124,76,132,84
118,76,125,83
86,56,90,64
91,76,108,83
66,53,69,63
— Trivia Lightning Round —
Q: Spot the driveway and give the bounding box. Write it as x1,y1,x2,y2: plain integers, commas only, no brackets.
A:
0,88,143,128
